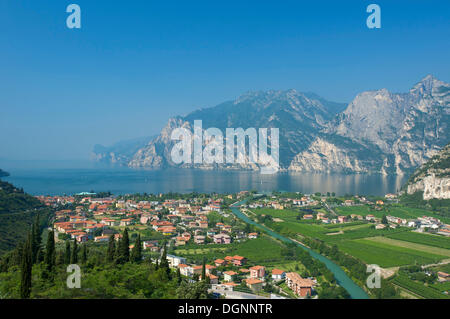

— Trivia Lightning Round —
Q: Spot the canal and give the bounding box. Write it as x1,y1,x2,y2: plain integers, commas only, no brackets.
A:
230,202,370,299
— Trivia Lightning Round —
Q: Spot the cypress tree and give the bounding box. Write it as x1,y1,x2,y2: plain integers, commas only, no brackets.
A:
201,258,206,281
159,243,171,278
121,228,130,262
64,240,71,264
106,235,115,263
44,230,55,274
20,233,32,298
114,238,121,264
71,239,78,264
130,234,142,263
32,213,41,264
81,244,87,264
176,268,182,284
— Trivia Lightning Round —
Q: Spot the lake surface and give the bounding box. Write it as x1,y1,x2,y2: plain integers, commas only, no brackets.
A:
230,201,369,299
0,166,407,196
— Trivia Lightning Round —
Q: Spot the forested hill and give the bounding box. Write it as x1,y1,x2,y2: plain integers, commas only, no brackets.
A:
0,169,10,178
0,181,51,255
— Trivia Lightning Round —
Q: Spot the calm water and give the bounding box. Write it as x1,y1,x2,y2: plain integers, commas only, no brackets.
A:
0,167,407,196
230,202,369,299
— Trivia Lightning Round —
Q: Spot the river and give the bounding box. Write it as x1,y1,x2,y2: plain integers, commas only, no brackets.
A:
230,201,370,299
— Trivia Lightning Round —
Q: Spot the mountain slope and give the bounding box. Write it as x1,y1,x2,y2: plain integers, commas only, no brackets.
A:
94,75,449,174
290,75,450,174
0,181,50,256
404,143,450,200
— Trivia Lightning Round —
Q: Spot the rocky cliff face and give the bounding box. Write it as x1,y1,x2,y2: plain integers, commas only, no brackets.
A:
405,143,450,200
93,75,449,174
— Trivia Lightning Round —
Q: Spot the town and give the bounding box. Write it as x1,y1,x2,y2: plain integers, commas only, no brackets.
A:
34,189,450,299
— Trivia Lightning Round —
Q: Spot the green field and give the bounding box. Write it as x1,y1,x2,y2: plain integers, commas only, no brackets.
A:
387,231,450,250
174,236,286,264
364,236,450,258
391,274,449,299
337,238,445,267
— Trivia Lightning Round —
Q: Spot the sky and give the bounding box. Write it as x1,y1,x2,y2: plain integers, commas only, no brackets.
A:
0,0,449,161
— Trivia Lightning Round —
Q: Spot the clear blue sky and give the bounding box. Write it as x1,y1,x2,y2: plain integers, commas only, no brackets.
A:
0,0,449,161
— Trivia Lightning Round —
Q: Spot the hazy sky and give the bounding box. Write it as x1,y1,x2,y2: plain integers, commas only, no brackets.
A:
1,0,449,161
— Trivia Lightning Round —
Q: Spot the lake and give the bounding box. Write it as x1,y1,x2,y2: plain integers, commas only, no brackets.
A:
1,166,407,196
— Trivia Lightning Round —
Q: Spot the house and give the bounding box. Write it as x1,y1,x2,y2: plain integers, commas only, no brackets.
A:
249,265,265,279
245,278,264,292
366,214,375,221
214,259,226,267
166,254,187,268
376,200,384,205
248,232,258,239
375,224,386,230
438,272,450,282
338,216,348,223
271,269,286,281
285,272,315,297
223,271,238,282
231,255,246,266
194,235,205,244
303,214,313,220
213,233,231,244
120,218,133,226
207,274,219,284
94,235,110,242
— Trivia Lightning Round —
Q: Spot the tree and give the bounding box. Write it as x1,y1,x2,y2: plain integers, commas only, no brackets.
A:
159,243,171,278
71,239,78,264
201,258,206,281
44,230,56,274
119,228,130,263
130,234,142,263
381,214,388,225
106,235,115,263
64,240,71,264
20,233,32,298
81,244,87,264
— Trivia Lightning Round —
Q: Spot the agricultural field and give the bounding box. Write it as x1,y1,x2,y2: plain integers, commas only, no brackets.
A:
337,238,446,267
387,231,450,250
391,274,449,299
174,236,287,264
364,236,450,258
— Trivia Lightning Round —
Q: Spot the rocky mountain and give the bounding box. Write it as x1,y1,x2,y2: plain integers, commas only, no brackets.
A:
94,75,450,174
91,136,156,166
404,143,449,200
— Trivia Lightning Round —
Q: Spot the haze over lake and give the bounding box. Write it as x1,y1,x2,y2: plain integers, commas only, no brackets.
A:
0,163,407,196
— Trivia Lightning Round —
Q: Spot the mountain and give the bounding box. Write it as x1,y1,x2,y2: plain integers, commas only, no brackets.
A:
404,143,449,200
94,75,450,174
128,90,346,169
290,75,450,174
0,169,9,178
91,136,156,166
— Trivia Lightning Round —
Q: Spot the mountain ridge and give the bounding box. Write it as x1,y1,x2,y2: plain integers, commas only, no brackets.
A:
93,75,450,175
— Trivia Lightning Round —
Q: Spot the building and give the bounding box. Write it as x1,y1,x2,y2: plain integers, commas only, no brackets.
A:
223,271,238,282
249,265,265,279
245,278,263,292
166,254,187,268
437,272,450,282
285,272,315,297
271,269,286,281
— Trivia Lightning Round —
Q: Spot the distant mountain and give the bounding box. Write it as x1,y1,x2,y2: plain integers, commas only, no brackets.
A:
91,136,156,166
0,169,9,178
404,143,449,200
94,75,450,174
